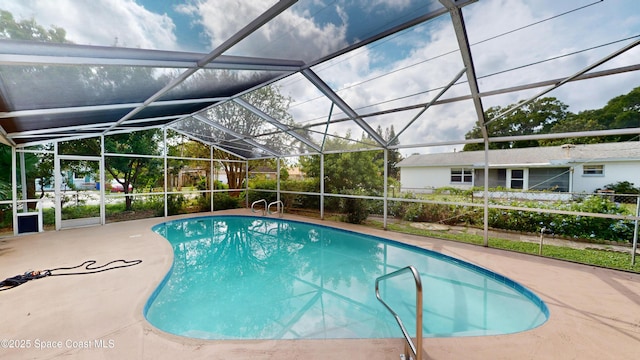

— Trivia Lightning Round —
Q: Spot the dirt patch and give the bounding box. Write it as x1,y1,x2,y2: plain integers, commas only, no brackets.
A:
106,210,159,223
410,222,451,231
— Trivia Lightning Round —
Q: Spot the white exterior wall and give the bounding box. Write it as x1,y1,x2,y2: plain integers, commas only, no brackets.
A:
400,160,640,195
572,160,640,193
400,166,473,193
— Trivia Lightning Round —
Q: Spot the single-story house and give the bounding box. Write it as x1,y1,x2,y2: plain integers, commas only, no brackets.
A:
396,142,640,194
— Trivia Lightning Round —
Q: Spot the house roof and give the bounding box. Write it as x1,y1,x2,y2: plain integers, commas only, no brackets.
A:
396,142,640,168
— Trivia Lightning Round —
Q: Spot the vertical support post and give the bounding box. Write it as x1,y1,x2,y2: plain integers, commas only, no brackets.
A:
210,146,214,212
632,196,639,265
163,128,168,217
383,149,388,230
276,157,281,204
11,146,18,235
568,167,574,193
100,135,106,225
19,152,27,213
483,141,489,247
54,142,61,230
539,227,545,255
320,153,325,220
245,160,249,208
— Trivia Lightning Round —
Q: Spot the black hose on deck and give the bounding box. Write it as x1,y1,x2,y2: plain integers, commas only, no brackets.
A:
0,259,142,291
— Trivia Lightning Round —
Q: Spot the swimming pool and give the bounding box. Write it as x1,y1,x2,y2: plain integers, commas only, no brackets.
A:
145,215,548,340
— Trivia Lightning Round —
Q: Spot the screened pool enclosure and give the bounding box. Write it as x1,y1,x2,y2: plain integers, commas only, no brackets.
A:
0,1,639,264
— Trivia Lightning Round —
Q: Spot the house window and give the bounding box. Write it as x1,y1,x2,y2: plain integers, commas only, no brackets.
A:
583,164,604,176
451,168,473,183
510,169,524,189
528,168,570,192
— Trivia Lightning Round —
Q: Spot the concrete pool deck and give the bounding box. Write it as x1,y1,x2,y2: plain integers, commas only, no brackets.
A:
1,209,639,359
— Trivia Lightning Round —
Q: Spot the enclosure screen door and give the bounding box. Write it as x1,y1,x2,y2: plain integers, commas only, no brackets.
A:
56,155,103,230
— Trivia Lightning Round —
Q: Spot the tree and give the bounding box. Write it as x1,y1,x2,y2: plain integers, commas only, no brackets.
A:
57,131,162,211
0,10,68,42
199,83,303,190
373,124,402,179
0,142,42,204
465,88,640,150
2,9,168,211
0,144,12,201
166,134,213,190
0,10,97,110
103,131,163,210
298,133,384,223
543,87,640,145
463,97,569,150
1,9,71,199
591,86,640,141
538,110,606,146
33,147,54,199
299,132,384,194
601,86,640,127
0,145,11,227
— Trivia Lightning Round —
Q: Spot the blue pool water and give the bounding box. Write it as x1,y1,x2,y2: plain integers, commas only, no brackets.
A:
145,216,548,340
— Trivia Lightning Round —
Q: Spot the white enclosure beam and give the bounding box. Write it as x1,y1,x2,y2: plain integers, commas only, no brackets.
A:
102,0,298,134
485,38,640,127
0,40,303,71
192,114,280,157
389,67,467,145
301,68,386,147
233,97,322,152
440,0,490,246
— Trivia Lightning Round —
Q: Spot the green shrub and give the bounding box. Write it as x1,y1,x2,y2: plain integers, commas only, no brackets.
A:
213,180,228,190
61,204,99,219
324,196,342,212
602,181,640,194
340,190,370,224
213,193,240,210
247,178,277,204
387,192,417,218
601,181,640,203
195,177,208,192
193,192,240,212
167,194,186,215
196,179,229,197
141,195,165,216
403,202,425,222
197,194,211,212
488,195,634,242
423,203,452,223
42,208,55,225
433,186,465,195
281,178,320,209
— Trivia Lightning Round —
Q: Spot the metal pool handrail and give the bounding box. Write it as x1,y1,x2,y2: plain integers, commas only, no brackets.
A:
267,200,284,218
251,199,267,216
375,265,423,360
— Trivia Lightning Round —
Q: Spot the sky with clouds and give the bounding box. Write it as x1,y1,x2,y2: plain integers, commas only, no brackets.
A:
1,0,639,156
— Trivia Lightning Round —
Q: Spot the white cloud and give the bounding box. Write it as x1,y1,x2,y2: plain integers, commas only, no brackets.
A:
179,1,273,48
2,0,637,155
272,0,640,156
464,0,640,111
3,0,177,49
182,0,348,60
